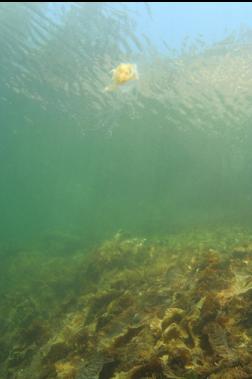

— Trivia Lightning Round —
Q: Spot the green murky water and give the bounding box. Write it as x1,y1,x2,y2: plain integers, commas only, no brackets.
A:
1,3,252,248
1,4,252,378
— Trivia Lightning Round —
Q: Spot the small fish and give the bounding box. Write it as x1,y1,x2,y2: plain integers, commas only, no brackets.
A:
104,63,139,92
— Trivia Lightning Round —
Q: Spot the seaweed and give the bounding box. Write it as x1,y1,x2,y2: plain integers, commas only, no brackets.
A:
2,228,252,379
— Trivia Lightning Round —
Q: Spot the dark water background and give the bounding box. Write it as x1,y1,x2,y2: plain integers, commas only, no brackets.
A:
1,3,252,249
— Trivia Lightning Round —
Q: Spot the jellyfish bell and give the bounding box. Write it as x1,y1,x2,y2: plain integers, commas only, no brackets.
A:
112,63,139,85
104,63,139,92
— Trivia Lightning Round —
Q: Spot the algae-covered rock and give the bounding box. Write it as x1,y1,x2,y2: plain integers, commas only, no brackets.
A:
2,229,252,378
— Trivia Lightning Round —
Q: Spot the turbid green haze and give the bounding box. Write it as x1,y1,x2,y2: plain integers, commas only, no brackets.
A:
1,3,252,247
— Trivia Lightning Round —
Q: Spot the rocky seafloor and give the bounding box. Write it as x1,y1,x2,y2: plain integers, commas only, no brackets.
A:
1,228,252,379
